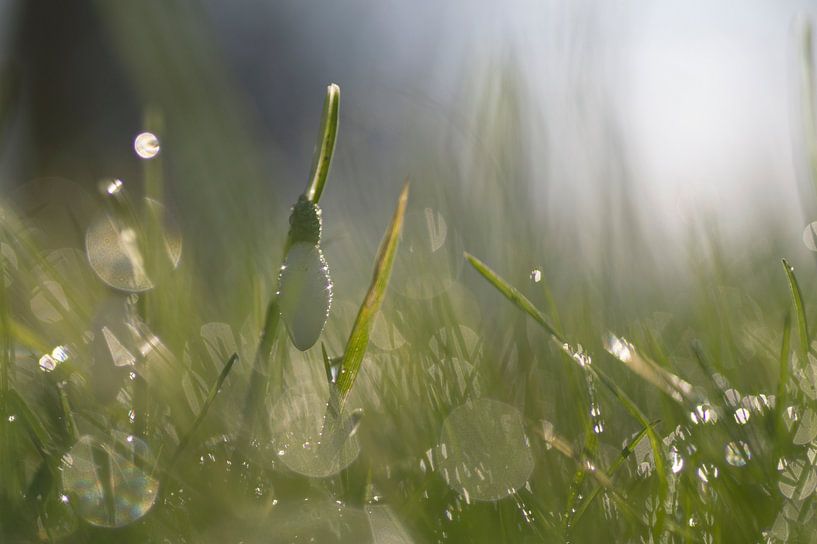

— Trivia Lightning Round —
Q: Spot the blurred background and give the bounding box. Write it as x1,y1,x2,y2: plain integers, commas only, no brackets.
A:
2,1,817,287
1,0,817,333
3,2,817,541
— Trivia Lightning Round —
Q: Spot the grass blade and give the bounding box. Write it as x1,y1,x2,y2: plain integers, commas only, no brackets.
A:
571,421,657,524
782,259,809,364
335,180,409,404
304,83,340,203
465,253,668,539
464,252,564,343
168,353,239,471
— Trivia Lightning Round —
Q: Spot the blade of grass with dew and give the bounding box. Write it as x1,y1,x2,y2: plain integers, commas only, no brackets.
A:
304,83,340,203
167,353,238,472
335,180,409,404
464,252,564,343
562,429,596,536
571,421,658,525
782,259,808,364
465,252,668,539
535,423,687,539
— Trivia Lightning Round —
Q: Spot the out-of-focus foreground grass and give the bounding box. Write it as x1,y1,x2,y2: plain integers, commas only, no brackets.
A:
2,5,817,543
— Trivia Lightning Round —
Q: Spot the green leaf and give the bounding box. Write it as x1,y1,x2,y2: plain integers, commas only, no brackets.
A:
335,181,409,404
304,83,340,203
782,258,808,364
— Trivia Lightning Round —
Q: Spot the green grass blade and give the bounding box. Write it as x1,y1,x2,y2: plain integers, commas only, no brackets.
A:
464,252,564,343
304,83,340,203
571,421,657,524
168,353,239,471
782,259,809,363
466,253,667,539
335,180,409,404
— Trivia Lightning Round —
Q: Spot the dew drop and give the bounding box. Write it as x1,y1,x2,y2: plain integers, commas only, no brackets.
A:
530,269,542,283
85,199,182,293
102,178,124,196
725,441,751,467
60,433,158,528
734,408,750,425
603,333,632,363
669,447,684,474
690,403,717,425
39,354,57,372
134,132,160,159
52,345,70,363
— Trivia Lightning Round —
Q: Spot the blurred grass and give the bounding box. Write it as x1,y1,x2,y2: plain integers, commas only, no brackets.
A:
0,6,816,544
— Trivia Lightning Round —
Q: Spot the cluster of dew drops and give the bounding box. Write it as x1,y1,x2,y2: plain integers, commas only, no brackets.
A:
29,132,164,532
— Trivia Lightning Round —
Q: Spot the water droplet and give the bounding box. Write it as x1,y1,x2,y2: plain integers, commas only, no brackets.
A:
724,388,741,407
690,404,717,424
85,199,182,293
725,441,751,467
277,243,332,351
134,132,160,159
669,447,684,473
530,269,542,283
7,415,16,422
603,333,632,363
60,433,158,528
102,178,124,196
734,408,750,425
437,399,534,501
39,354,57,372
696,464,718,483
51,345,70,363
561,342,592,368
